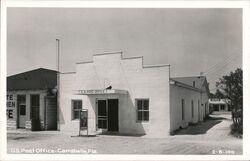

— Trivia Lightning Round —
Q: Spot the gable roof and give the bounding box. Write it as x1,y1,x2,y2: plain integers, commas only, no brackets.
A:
171,76,210,95
7,68,57,91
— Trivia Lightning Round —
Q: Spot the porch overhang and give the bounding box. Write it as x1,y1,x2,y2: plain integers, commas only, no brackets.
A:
74,89,128,95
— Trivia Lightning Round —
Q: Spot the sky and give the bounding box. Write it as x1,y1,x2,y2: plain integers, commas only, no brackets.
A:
7,8,242,93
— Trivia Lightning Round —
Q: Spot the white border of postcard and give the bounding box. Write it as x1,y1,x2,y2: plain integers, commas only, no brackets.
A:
1,0,249,161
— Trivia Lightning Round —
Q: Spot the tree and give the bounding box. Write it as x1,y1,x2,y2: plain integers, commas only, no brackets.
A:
214,89,225,99
216,68,243,128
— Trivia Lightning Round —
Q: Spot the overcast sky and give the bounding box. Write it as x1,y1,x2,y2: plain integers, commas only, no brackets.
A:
7,8,242,93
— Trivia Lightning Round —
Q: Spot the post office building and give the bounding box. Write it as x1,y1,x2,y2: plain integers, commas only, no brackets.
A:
59,52,210,137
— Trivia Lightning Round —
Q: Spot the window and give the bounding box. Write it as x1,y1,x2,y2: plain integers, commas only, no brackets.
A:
182,99,185,120
17,95,26,116
191,100,194,118
20,105,26,115
136,99,149,122
221,105,225,110
72,100,82,120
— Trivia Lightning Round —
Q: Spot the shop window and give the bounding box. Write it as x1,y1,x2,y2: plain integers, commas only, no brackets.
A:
182,99,185,120
71,100,82,120
20,105,26,115
136,99,149,122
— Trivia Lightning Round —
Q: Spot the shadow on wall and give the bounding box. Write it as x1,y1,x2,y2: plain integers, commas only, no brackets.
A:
59,105,65,125
173,116,223,135
89,93,146,136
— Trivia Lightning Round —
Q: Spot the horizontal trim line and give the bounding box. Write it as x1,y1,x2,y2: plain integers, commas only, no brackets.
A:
61,72,76,74
122,56,143,60
144,64,170,68
93,51,122,56
170,79,202,92
171,76,205,79
76,61,94,64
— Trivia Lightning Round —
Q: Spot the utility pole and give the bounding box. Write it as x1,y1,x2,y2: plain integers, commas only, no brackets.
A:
56,39,60,130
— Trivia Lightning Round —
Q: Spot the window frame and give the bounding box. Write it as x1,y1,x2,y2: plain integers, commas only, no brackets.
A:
71,99,82,120
136,98,149,122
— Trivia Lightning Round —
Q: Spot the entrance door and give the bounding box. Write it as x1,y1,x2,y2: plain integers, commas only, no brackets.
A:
44,96,57,130
17,95,26,128
31,95,40,120
108,99,119,132
97,100,107,129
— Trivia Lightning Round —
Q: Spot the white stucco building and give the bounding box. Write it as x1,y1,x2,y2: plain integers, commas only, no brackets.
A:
59,52,210,137
209,98,231,112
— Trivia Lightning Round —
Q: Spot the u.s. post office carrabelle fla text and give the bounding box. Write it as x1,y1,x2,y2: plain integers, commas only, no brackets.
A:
7,52,210,137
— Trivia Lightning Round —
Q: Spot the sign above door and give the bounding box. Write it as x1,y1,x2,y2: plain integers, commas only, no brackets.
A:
74,89,128,95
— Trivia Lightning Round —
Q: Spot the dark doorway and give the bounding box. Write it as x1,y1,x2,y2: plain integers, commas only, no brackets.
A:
30,95,40,131
213,105,219,111
44,96,57,130
31,95,40,119
108,99,119,132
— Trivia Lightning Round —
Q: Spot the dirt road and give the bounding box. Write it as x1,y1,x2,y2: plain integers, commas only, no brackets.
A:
7,112,242,154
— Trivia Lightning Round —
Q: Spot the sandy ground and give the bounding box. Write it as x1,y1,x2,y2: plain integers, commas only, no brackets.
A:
7,112,242,154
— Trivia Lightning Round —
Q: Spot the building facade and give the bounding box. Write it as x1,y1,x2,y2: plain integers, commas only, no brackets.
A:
7,68,58,131
59,52,210,137
170,76,210,132
209,98,231,112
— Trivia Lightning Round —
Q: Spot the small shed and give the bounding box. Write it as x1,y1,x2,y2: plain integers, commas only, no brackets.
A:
7,68,58,131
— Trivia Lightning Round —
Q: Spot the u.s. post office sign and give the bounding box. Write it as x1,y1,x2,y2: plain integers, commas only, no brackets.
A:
75,89,128,95
76,90,107,95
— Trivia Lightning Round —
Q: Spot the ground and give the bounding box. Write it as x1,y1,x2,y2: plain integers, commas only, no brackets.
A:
7,112,242,154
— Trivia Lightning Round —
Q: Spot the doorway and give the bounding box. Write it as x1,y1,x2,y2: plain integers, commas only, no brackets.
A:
31,95,40,120
108,99,119,132
97,99,119,132
17,95,26,128
44,96,57,130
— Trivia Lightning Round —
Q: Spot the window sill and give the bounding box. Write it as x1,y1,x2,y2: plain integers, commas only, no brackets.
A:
136,121,149,124
71,119,80,122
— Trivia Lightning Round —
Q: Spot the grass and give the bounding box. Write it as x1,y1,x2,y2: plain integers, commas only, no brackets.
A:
230,123,242,138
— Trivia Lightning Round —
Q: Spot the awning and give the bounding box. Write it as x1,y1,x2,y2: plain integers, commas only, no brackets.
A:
74,89,128,95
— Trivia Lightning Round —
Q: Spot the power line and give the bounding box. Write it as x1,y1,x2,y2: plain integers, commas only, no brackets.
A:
206,57,241,81
204,54,240,75
204,54,240,74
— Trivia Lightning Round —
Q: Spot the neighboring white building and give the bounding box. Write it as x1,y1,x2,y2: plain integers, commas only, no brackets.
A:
209,98,231,112
59,52,210,137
